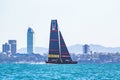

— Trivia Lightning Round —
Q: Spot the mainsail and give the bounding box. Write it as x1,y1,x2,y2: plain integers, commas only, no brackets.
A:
48,20,60,62
46,19,77,64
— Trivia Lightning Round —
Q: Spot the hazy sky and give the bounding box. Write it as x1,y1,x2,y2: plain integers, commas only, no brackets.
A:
0,0,120,50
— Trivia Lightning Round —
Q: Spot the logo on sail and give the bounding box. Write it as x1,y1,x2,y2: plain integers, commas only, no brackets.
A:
51,21,56,31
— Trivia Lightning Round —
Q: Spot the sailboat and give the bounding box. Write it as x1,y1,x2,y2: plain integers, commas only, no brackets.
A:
46,20,77,64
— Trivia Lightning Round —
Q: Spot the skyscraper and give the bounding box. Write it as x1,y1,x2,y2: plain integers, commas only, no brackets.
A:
2,43,10,53
83,44,90,54
8,40,17,54
27,27,34,54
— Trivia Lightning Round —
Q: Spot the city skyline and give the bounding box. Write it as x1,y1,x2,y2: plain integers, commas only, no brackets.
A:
0,0,120,50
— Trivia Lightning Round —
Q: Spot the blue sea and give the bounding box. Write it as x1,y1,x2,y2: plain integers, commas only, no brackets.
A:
0,63,120,80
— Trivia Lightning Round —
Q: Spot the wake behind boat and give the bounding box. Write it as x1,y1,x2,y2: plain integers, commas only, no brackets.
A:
46,20,77,64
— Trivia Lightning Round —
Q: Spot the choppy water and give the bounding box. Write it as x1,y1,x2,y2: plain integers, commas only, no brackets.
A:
0,63,120,80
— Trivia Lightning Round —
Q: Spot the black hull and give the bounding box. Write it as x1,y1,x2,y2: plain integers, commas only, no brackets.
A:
46,61,77,64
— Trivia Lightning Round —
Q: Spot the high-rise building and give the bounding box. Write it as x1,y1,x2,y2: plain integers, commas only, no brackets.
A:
8,40,17,54
2,43,10,53
83,44,90,54
27,27,34,54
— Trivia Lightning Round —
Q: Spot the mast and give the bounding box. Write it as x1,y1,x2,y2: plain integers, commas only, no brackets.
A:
58,30,63,63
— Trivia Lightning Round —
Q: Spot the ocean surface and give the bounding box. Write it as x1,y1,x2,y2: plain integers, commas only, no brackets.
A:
0,63,120,80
